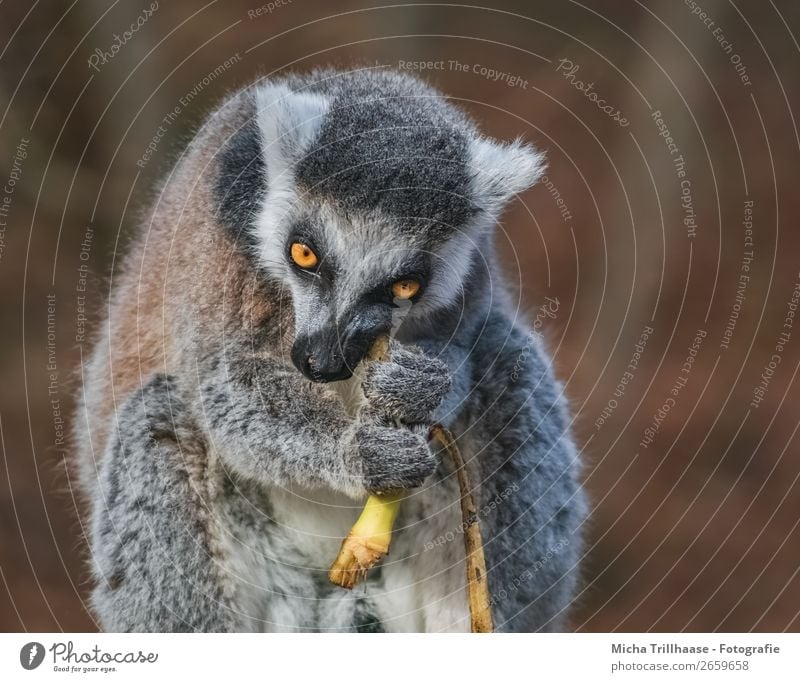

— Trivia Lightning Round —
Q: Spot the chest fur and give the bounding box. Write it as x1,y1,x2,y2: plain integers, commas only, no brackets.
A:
209,464,470,632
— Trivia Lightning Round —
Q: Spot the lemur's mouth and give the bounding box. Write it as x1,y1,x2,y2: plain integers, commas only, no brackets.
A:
293,347,355,383
309,363,353,383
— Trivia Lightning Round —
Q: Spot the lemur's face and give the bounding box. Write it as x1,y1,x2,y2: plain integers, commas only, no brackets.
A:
218,73,544,382
281,204,469,382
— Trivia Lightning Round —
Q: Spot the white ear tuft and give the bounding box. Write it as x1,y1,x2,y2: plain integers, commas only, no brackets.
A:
469,137,546,214
254,83,330,182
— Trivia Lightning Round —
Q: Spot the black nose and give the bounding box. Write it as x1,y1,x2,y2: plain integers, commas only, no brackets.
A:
291,306,392,383
291,334,354,383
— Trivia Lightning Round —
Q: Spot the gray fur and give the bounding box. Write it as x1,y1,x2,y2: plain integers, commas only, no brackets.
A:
214,112,265,250
362,340,452,424
358,423,436,493
76,67,586,632
197,351,442,496
292,69,478,237
90,375,232,632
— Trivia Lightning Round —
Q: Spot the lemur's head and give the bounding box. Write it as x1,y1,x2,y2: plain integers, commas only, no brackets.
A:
215,69,544,382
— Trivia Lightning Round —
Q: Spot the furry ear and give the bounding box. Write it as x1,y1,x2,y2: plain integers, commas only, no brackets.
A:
469,137,546,215
254,83,330,184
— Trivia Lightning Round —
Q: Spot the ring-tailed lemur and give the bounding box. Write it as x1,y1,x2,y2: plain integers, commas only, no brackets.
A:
74,68,587,632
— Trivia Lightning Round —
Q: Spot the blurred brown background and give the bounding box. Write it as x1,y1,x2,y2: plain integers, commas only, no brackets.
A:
1,0,799,631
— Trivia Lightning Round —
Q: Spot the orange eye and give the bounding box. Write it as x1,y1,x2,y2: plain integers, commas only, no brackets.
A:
391,279,421,300
290,242,318,269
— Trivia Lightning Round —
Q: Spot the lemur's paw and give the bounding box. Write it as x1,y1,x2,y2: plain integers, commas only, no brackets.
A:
357,424,437,492
362,343,451,424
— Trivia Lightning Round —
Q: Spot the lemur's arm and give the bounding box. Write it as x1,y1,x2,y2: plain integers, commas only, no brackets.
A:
464,313,587,632
196,348,451,498
91,375,233,632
